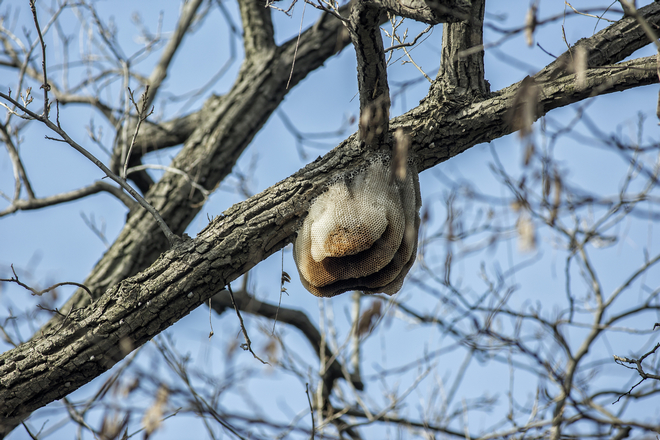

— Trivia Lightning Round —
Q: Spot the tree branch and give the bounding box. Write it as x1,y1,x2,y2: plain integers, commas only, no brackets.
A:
238,0,276,59
0,91,179,245
363,0,470,24
0,180,138,217
349,0,390,146
535,1,660,83
404,56,658,171
0,122,35,201
435,0,488,97
209,288,363,392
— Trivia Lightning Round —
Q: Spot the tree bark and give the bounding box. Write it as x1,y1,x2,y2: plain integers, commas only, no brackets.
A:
350,0,391,146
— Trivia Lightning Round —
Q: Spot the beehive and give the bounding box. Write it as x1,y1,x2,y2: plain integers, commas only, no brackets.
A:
293,155,421,297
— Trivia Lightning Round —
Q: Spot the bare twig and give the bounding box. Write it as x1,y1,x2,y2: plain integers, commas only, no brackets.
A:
20,422,38,440
1,264,92,299
272,250,290,334
29,0,51,118
0,180,138,217
306,383,315,440
125,164,209,200
208,298,214,339
287,1,307,90
613,343,660,403
226,283,268,364
384,24,432,53
565,1,616,23
123,86,154,179
0,91,179,245
0,122,35,200
144,0,204,109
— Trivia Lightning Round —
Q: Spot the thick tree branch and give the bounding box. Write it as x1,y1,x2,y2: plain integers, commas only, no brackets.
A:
363,0,470,24
349,0,390,146
406,56,658,171
238,0,276,59
535,1,660,82
436,0,488,97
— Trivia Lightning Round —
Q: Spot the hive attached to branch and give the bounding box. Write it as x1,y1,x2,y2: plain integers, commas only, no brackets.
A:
294,155,421,297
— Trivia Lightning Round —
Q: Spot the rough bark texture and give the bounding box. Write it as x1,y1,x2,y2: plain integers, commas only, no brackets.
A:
350,0,391,146
365,0,470,24
436,0,488,97
2,0,660,435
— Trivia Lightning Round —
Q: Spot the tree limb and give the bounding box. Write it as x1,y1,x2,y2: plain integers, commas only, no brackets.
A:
239,0,276,59
535,1,660,83
436,0,488,97
349,0,390,146
363,0,470,24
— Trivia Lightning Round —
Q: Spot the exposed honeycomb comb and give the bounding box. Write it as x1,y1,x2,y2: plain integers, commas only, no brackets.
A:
293,155,421,297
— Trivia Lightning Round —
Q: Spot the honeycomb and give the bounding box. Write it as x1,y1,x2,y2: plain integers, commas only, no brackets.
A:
293,155,421,297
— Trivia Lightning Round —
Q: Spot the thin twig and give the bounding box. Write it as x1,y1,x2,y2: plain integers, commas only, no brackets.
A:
564,1,616,23
0,180,138,217
384,25,432,52
125,164,209,199
1,264,93,298
123,85,154,180
306,383,315,440
272,249,290,334
613,342,660,403
286,0,307,89
227,283,268,364
21,422,38,440
0,91,179,245
0,122,35,200
208,298,214,339
29,0,50,118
